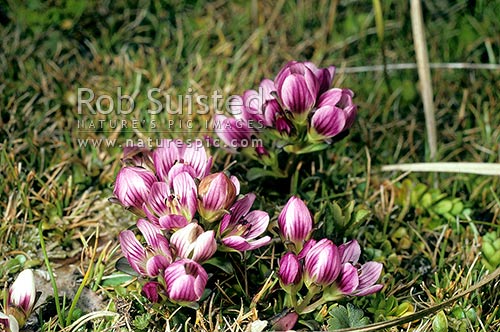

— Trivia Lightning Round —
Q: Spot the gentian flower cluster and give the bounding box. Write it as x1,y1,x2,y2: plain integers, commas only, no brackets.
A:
215,61,357,176
1,269,37,332
112,139,271,304
277,196,383,314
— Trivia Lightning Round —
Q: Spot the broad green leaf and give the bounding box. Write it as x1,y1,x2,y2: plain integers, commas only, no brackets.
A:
204,256,235,274
327,304,370,330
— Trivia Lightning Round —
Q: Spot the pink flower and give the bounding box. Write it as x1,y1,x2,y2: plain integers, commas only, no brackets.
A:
197,172,239,222
143,172,198,229
310,88,357,141
113,166,156,211
213,115,254,149
354,262,384,296
219,193,272,251
6,269,36,328
338,239,361,264
304,62,336,95
142,282,161,303
0,312,18,332
335,240,383,296
271,311,299,331
298,239,317,260
164,259,208,303
278,252,302,287
170,223,217,263
263,99,292,136
336,263,360,295
303,239,341,288
274,61,320,123
8,270,36,317
119,219,173,277
278,196,313,251
153,139,212,183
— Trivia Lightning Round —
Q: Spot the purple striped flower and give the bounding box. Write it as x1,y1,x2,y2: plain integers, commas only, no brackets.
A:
0,312,18,332
213,115,254,149
170,223,217,263
278,196,313,251
197,172,239,222
334,240,383,296
153,139,212,183
304,62,336,95
8,270,36,317
119,219,173,278
310,88,357,141
338,239,361,264
164,259,208,303
336,263,360,295
278,252,302,287
6,269,36,328
354,262,384,296
143,172,198,230
274,61,319,124
219,193,271,251
113,166,156,211
263,99,292,136
142,281,161,303
303,239,341,288
298,239,317,260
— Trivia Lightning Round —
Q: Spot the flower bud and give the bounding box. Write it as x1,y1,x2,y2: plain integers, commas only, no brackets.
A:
303,239,340,288
197,172,238,222
7,269,36,328
309,89,357,140
170,223,217,263
0,312,19,332
142,282,161,303
278,196,313,252
164,259,208,303
309,105,347,141
113,166,156,211
278,252,302,288
271,311,298,331
274,61,319,124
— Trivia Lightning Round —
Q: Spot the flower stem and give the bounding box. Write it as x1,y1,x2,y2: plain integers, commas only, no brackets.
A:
39,223,65,327
295,285,319,313
300,297,328,314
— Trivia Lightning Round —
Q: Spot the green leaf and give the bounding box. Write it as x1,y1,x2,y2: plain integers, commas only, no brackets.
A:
101,273,134,287
327,304,370,330
246,167,286,180
204,256,235,274
432,311,448,332
342,201,355,224
353,209,371,225
330,201,345,225
115,257,140,277
290,143,330,155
